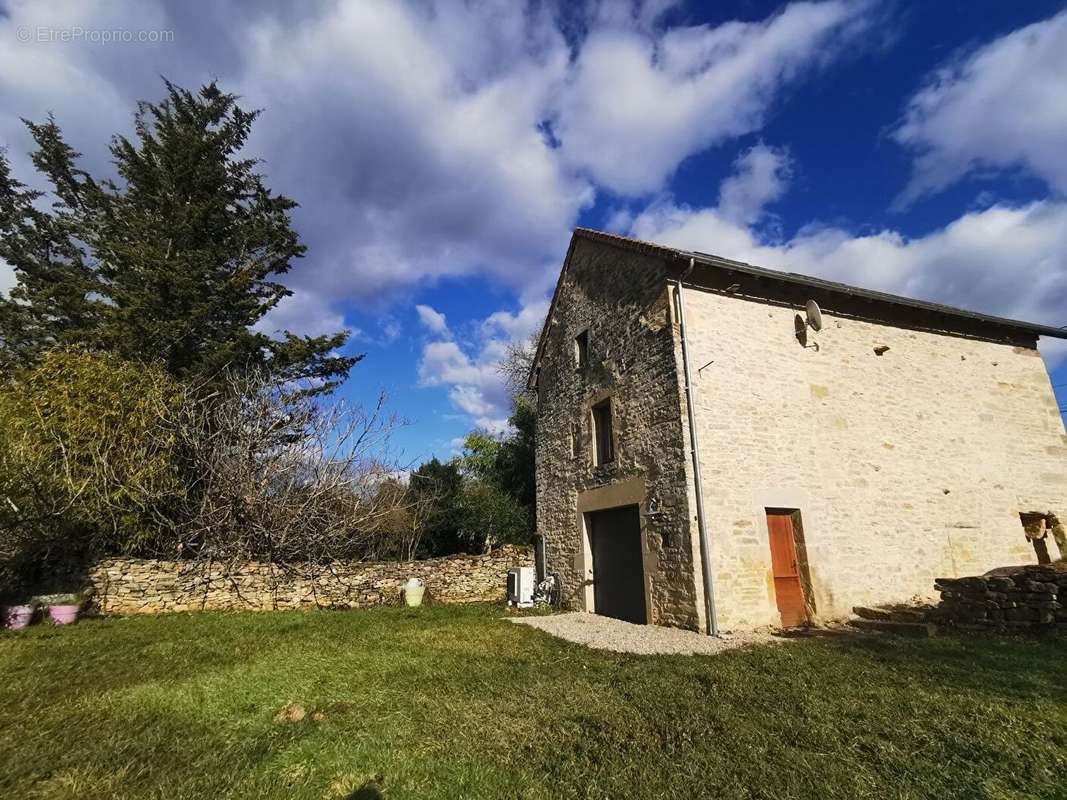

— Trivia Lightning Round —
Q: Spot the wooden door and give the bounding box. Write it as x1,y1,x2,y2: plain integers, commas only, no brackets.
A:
589,505,646,624
766,511,808,627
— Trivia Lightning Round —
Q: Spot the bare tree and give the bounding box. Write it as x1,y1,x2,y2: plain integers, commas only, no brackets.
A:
166,371,428,578
497,330,541,401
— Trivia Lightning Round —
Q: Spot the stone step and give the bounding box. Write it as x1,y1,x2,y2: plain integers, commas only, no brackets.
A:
847,618,932,637
851,605,929,623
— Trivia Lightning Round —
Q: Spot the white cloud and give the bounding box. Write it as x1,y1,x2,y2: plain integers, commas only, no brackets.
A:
417,298,549,432
717,143,792,226
482,298,550,342
553,0,871,195
894,9,1067,204
0,0,589,324
253,289,349,340
628,158,1067,365
379,317,401,344
0,0,880,341
417,337,510,432
232,0,589,310
415,304,450,337
449,385,497,418
0,257,15,297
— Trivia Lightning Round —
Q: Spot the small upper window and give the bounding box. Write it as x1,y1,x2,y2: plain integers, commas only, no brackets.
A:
592,398,614,465
574,330,589,370
570,422,580,458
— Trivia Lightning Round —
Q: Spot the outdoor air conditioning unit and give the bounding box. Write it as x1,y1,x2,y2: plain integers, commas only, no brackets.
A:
507,566,535,608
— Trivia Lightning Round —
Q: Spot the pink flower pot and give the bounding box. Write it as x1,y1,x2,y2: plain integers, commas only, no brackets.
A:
3,605,35,630
48,605,80,625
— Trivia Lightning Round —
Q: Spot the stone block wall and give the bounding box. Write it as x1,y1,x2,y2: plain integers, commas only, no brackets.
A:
682,283,1067,630
534,236,700,629
933,564,1067,633
87,545,533,614
533,231,1065,633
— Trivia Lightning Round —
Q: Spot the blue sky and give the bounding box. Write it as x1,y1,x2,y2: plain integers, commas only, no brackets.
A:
1,1,1065,466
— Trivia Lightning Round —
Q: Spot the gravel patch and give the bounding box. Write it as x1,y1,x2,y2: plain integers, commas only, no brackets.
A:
509,612,783,656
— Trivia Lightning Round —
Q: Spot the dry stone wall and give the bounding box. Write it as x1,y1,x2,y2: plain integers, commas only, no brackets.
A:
934,564,1067,633
88,545,532,614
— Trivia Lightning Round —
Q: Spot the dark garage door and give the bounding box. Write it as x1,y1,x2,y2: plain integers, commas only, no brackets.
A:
589,504,646,624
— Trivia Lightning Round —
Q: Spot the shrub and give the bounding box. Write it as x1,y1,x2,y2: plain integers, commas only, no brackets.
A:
165,372,416,568
457,481,531,554
0,348,184,581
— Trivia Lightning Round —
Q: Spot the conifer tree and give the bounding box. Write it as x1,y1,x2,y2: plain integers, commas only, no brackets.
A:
0,81,359,390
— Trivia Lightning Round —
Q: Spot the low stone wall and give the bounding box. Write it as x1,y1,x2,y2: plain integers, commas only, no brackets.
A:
933,563,1067,633
88,545,533,614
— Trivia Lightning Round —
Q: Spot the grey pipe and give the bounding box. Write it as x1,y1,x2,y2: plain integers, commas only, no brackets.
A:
676,260,719,636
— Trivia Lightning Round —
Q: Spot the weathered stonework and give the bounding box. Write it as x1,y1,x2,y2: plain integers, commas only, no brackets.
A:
933,563,1067,633
87,545,532,614
681,285,1067,629
534,236,700,628
534,229,1067,632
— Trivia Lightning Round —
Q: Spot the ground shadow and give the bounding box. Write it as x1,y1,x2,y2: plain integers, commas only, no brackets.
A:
346,782,384,799
775,622,1067,706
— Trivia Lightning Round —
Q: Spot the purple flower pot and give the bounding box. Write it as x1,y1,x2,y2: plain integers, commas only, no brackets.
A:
48,605,80,625
3,605,35,630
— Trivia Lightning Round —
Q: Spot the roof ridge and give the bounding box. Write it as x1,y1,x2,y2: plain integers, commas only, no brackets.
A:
571,227,1067,341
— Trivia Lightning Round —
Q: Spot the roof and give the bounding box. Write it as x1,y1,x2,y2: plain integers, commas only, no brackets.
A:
528,227,1067,388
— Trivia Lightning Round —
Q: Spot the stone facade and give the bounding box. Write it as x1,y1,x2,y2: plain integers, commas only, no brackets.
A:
87,545,532,614
534,236,700,628
533,229,1067,632
682,284,1067,629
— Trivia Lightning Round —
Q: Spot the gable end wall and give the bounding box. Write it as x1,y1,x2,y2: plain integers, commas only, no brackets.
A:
535,239,700,629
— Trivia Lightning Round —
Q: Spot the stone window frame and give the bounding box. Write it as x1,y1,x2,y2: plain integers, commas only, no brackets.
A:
574,328,590,371
589,390,618,467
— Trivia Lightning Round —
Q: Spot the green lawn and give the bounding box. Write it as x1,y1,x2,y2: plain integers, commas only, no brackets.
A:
1,606,1065,800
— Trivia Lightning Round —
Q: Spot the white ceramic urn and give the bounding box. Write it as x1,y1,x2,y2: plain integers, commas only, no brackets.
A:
402,577,425,607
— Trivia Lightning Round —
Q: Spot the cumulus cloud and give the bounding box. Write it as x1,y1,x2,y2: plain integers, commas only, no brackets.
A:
0,257,15,297
553,0,871,194
416,302,544,433
717,143,793,226
417,338,510,432
253,289,350,340
894,9,1067,204
415,304,450,337
0,0,880,339
629,171,1067,365
482,298,550,342
0,0,588,332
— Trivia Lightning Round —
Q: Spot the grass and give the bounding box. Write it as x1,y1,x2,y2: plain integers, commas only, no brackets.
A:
1,606,1065,800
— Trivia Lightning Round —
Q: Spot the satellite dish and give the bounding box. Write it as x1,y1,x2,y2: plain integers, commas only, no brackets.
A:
805,299,823,331
794,314,808,347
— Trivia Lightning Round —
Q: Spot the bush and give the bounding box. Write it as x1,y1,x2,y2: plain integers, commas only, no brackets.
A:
457,481,531,553
165,372,415,568
0,350,430,595
0,348,184,587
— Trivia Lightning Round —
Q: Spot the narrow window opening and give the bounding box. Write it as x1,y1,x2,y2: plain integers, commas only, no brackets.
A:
592,398,614,465
570,422,580,458
574,330,589,370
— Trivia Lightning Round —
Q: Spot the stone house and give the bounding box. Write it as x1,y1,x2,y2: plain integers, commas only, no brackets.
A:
529,228,1067,632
